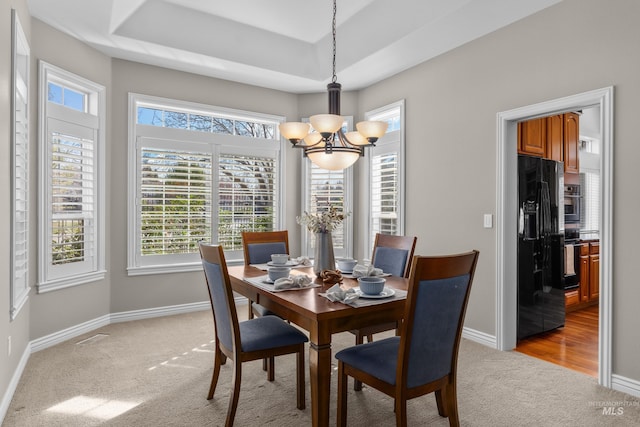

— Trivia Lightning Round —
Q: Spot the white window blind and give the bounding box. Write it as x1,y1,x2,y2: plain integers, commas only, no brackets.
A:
580,172,600,233
218,153,278,251
47,120,98,279
140,148,212,256
11,9,30,318
307,164,347,251
129,94,283,274
371,152,399,244
365,100,405,255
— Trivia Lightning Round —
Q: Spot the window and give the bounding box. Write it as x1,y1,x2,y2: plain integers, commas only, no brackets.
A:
580,172,600,233
129,94,283,275
11,10,30,318
365,101,405,255
300,119,353,259
38,62,106,292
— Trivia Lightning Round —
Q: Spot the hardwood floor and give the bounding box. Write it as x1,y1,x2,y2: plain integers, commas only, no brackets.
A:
516,304,599,377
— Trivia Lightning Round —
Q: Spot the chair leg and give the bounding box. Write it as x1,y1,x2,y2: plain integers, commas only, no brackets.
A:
267,356,275,381
445,382,460,427
366,334,374,342
435,389,447,417
394,397,408,427
337,361,348,427
207,346,223,400
226,358,242,427
248,302,254,319
296,344,306,410
353,333,364,391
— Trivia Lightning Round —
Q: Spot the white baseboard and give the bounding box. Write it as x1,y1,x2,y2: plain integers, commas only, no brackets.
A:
30,314,111,353
0,344,31,423
612,374,640,398
110,301,210,324
462,326,497,348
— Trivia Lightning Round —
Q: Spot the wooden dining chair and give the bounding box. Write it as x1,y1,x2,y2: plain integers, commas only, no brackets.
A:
350,233,417,390
336,250,479,427
199,243,308,427
241,230,289,319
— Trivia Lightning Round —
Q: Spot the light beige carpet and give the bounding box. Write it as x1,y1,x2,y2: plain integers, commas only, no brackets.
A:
3,309,639,426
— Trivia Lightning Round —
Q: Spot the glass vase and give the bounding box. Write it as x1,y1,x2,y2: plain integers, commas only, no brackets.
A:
313,232,335,276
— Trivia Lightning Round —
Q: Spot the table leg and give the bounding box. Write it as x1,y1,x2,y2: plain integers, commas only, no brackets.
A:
309,338,332,427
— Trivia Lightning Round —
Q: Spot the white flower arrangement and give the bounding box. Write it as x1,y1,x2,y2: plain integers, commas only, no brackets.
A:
296,205,349,233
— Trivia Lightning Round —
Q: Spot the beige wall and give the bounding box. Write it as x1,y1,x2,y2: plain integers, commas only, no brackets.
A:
27,19,113,340
2,0,640,411
358,0,640,380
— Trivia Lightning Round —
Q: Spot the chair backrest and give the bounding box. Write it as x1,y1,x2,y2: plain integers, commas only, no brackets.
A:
241,230,290,265
371,233,417,278
200,243,240,354
397,250,479,389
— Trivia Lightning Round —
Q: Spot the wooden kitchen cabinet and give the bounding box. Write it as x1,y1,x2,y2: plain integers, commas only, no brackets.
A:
589,242,600,301
573,241,599,310
564,112,580,174
518,118,546,157
546,114,564,162
518,112,579,174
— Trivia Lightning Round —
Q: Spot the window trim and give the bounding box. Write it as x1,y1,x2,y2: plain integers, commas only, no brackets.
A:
127,93,286,276
363,100,406,257
38,61,106,293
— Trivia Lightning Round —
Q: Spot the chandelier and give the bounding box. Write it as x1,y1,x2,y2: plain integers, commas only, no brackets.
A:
278,0,388,171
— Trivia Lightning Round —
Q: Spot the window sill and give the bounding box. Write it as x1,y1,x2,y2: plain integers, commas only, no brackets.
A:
38,270,107,293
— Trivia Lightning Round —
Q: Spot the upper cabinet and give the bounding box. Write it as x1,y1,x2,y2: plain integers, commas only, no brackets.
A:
518,118,546,157
563,112,580,174
518,112,580,174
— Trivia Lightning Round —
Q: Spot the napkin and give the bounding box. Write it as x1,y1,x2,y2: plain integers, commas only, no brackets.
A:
351,264,384,278
273,274,313,290
295,256,312,266
324,284,360,304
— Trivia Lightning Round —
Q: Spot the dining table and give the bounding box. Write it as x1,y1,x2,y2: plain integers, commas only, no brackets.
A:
227,264,409,427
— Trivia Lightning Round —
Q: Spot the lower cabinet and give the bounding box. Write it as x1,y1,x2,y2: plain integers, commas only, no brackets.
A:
566,241,599,311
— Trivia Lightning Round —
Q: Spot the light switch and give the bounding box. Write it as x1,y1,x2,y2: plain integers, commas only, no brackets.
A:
483,214,493,229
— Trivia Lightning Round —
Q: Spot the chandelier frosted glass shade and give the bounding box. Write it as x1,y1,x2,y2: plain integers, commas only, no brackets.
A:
309,114,344,135
306,148,360,171
356,121,388,142
279,122,310,142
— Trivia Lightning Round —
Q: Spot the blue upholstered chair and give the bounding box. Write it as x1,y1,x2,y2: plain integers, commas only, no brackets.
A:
371,233,417,278
336,250,479,427
350,233,417,390
199,243,308,427
241,230,290,319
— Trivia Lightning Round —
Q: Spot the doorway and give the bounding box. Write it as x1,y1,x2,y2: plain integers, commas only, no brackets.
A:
514,106,601,377
495,87,613,387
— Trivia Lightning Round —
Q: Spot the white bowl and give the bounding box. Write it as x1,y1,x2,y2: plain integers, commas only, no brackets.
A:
270,253,289,265
358,276,386,295
268,266,291,281
336,258,357,272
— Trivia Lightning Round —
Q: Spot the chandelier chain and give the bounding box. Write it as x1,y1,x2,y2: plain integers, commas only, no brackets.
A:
332,0,337,83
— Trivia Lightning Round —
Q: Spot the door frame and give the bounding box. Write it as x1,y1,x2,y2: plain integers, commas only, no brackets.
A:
496,86,614,387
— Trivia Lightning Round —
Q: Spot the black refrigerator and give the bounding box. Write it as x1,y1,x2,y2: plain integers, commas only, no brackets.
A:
517,155,565,340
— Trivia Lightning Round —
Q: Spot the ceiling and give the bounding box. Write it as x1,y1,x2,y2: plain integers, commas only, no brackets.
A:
28,0,561,93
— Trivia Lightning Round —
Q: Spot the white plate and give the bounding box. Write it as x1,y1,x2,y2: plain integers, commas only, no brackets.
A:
340,269,353,274
354,287,396,299
267,260,300,267
262,278,274,284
